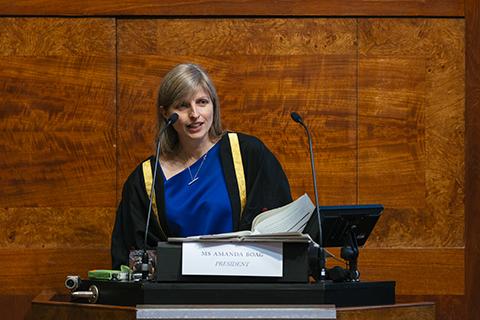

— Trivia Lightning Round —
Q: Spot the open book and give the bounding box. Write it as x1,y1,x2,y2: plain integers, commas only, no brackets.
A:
168,193,315,243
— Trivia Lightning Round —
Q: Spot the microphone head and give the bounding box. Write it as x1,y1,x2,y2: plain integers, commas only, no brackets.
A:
290,112,303,124
168,113,179,124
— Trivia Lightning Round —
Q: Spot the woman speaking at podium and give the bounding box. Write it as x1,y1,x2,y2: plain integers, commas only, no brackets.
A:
111,63,292,269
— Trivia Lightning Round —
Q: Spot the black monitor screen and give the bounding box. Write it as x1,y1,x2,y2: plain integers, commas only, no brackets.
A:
319,204,384,247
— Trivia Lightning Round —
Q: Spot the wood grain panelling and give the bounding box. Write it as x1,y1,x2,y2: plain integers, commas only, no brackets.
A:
0,17,116,316
337,303,435,320
0,19,114,56
358,19,465,248
0,18,116,208
0,0,464,16
326,247,463,295
465,0,480,318
0,14,470,320
396,295,466,320
357,248,463,295
0,248,110,295
0,208,115,248
0,131,114,207
28,295,137,320
0,295,34,320
117,19,358,204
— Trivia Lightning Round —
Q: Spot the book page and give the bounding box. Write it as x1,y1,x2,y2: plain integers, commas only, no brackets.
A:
251,193,315,234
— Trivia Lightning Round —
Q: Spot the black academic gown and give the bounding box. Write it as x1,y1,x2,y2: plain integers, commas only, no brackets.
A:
111,132,292,269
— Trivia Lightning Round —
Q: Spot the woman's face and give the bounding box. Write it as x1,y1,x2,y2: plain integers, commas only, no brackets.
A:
167,87,214,148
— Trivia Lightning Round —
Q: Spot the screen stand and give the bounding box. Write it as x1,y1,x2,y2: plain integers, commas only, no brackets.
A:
340,225,360,281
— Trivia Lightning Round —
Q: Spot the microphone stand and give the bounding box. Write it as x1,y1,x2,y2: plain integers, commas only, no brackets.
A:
290,112,326,281
140,113,179,280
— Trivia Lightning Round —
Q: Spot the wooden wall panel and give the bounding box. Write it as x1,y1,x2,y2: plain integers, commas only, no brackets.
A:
117,19,358,204
0,18,116,319
0,18,117,208
358,19,465,248
0,295,34,320
0,208,114,248
0,0,464,16
326,247,463,295
357,248,463,295
356,19,465,319
27,294,137,320
465,0,480,318
396,295,466,320
337,303,435,320
0,13,470,320
0,248,111,295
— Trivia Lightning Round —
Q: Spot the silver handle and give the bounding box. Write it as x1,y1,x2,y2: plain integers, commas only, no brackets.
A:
71,285,99,303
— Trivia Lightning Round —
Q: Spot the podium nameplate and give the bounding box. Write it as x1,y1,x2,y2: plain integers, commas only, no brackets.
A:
156,242,309,283
182,242,283,277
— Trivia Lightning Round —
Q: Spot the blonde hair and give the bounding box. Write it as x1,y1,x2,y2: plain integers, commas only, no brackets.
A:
156,63,223,155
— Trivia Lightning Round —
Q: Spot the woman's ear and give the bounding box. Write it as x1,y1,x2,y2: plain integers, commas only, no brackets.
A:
159,106,168,121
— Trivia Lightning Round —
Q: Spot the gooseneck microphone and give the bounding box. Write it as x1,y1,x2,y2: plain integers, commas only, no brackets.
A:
141,112,179,279
290,111,326,280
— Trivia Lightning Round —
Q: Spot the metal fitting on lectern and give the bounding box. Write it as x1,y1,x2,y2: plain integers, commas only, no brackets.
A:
65,275,81,291
71,285,99,304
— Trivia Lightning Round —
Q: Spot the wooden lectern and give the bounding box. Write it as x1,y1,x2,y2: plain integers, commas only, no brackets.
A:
28,291,434,320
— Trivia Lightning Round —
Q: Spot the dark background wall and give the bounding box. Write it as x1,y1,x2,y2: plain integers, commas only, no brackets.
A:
0,1,478,320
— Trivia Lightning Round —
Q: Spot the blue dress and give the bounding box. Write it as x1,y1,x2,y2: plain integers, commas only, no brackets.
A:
163,143,233,237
